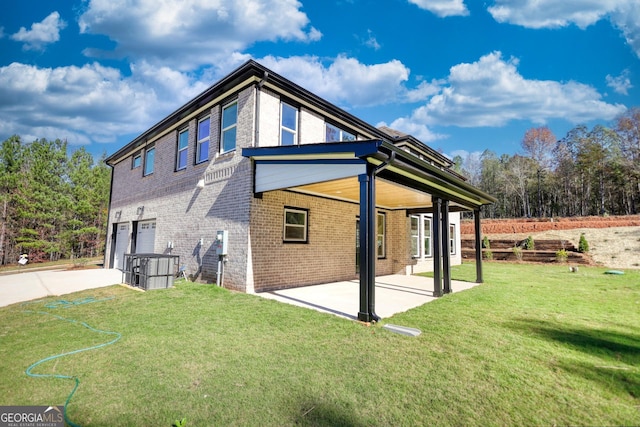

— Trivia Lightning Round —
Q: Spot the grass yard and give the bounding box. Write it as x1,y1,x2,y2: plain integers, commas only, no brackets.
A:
0,263,639,426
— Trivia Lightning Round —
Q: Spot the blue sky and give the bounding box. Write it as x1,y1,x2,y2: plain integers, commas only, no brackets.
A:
1,0,638,161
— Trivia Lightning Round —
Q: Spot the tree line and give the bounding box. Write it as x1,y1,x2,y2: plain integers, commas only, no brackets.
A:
0,136,110,265
454,108,640,219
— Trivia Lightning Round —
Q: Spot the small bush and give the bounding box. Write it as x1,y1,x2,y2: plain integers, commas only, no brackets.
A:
524,236,535,250
555,249,568,263
483,249,493,260
512,247,523,262
482,236,490,249
578,233,589,253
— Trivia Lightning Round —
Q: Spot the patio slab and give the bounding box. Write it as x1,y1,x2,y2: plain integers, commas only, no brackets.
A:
257,274,478,320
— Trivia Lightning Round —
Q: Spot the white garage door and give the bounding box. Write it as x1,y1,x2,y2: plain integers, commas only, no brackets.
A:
136,220,156,254
113,223,129,270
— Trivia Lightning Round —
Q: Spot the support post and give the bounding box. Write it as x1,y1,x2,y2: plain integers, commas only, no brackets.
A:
474,208,484,283
432,197,443,297
441,200,451,294
366,165,379,321
358,173,370,322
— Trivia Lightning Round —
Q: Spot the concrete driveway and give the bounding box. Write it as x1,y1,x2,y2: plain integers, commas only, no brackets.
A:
0,268,123,308
258,274,479,320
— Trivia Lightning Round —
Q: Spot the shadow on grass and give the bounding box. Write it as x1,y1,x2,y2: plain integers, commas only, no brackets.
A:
506,318,640,397
294,398,372,427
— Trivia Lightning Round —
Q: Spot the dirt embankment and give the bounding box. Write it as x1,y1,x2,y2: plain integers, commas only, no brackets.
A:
461,215,640,270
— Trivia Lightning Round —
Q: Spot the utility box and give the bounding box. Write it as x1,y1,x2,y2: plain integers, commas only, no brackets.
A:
215,230,228,256
123,253,179,290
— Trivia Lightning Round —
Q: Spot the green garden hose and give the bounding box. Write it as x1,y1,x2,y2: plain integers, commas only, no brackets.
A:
23,297,120,427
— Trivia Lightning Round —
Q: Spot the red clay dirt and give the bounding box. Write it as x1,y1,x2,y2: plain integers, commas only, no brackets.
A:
461,215,640,235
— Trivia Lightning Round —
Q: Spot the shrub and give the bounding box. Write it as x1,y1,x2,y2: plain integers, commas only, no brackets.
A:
556,249,568,263
524,235,535,250
483,249,493,260
578,233,589,253
512,247,523,262
482,236,490,249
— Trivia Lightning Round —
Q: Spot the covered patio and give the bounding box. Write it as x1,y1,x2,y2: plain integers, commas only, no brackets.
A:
257,274,479,320
244,139,495,322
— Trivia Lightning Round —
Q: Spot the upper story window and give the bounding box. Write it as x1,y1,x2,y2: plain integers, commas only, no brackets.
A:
283,207,308,243
377,212,386,258
221,101,238,153
280,102,298,146
176,128,189,170
325,123,355,142
132,153,141,169
196,116,210,163
143,146,155,176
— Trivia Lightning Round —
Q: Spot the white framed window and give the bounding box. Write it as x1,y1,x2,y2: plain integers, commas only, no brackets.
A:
221,101,238,153
196,116,210,163
176,128,188,170
377,212,386,258
143,146,155,176
325,123,355,142
424,216,432,257
280,102,298,146
283,207,308,243
450,223,456,255
410,216,419,258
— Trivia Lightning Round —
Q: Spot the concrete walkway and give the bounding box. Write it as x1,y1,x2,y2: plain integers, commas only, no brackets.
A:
0,268,123,308
258,274,479,320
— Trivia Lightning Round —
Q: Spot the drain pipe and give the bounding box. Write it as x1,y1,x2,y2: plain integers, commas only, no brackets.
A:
365,150,397,322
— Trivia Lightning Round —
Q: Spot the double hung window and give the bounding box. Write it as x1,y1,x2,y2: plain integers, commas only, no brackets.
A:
283,207,308,242
221,101,238,153
196,116,210,163
176,129,188,170
143,146,155,176
377,212,386,258
280,102,298,146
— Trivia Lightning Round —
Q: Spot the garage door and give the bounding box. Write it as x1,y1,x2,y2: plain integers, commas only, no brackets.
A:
136,220,156,254
113,223,129,270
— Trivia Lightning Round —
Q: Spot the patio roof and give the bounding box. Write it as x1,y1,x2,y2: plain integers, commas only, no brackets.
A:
243,139,496,212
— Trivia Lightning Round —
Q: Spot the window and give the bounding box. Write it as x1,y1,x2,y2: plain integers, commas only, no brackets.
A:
280,102,298,145
377,212,385,258
325,123,355,142
132,153,141,169
221,101,238,153
176,128,188,170
449,223,456,255
143,146,155,176
283,207,308,242
196,116,210,163
424,216,432,257
410,216,419,258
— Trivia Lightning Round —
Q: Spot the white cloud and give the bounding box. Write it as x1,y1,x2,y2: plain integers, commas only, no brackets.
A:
606,70,633,95
78,0,320,70
379,118,447,143
11,11,66,50
408,0,469,17
408,51,626,128
0,62,208,145
364,29,381,50
257,55,411,107
487,0,640,57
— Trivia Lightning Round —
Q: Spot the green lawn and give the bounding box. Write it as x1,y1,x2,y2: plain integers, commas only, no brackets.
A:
1,263,639,426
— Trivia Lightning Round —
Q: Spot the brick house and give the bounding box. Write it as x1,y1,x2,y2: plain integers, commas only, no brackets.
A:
105,60,494,321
